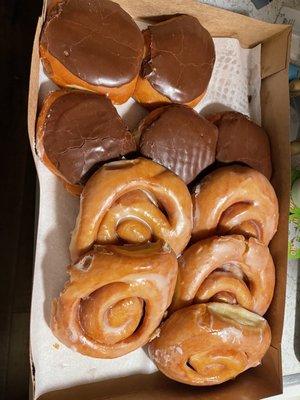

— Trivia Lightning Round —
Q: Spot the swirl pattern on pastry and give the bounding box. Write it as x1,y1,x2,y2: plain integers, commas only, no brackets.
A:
172,235,275,315
70,158,193,261
51,240,178,358
148,303,271,386
192,165,279,245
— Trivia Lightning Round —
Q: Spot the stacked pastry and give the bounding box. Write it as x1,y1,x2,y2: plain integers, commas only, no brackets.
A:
37,0,278,387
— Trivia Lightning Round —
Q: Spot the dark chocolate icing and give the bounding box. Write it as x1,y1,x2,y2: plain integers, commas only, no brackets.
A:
142,15,215,103
212,111,272,179
41,0,144,87
139,105,218,184
42,91,136,185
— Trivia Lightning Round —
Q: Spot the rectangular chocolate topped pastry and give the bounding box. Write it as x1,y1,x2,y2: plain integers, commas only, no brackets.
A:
36,90,136,193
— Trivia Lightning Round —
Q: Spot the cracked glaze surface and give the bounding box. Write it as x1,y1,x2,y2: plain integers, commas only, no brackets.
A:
51,241,178,358
148,303,271,386
139,105,218,184
142,15,215,103
41,91,136,185
40,0,144,87
192,165,279,244
70,158,193,261
172,235,275,316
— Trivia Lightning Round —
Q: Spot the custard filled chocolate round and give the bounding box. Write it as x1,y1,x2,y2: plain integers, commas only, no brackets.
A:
141,15,215,104
138,105,218,184
38,91,136,185
209,111,272,179
40,0,144,89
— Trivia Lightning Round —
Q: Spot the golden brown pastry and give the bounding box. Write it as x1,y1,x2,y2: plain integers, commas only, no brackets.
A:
70,158,193,261
40,0,144,104
172,235,275,315
36,90,136,194
192,165,279,244
148,303,271,386
51,240,178,358
134,15,215,108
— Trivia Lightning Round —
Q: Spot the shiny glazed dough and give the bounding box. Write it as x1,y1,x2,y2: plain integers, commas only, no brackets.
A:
70,158,193,261
172,235,275,315
148,303,271,386
51,241,178,358
192,165,279,245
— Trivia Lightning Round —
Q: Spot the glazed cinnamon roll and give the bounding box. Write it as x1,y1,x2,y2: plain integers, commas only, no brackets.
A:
148,303,271,386
172,235,275,315
192,165,279,245
70,158,193,261
51,241,178,358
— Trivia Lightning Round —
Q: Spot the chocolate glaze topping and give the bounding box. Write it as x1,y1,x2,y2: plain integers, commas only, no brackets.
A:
41,0,144,87
42,91,136,185
139,105,218,184
142,15,215,103
211,111,272,179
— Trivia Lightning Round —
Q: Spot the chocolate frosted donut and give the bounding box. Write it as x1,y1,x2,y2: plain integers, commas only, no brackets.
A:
134,15,215,107
138,105,218,184
209,111,272,179
36,90,136,191
40,0,144,104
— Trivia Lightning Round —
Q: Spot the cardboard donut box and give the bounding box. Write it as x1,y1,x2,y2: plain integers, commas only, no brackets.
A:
28,0,291,399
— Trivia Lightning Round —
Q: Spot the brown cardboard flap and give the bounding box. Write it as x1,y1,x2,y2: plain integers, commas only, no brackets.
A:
37,348,281,400
115,0,291,78
261,27,291,79
116,0,285,45
261,68,291,348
